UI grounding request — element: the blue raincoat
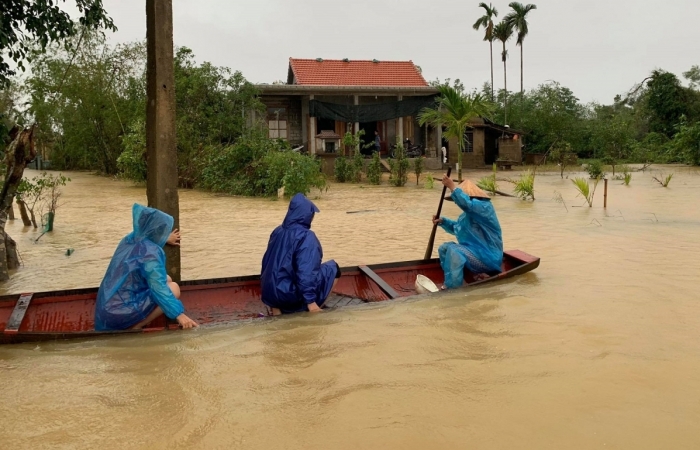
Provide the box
[438,188,503,289]
[94,204,185,331]
[261,194,338,313]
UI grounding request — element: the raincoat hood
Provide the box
[131,204,173,248]
[282,193,320,229]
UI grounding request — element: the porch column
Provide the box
[397,95,403,143]
[353,95,359,134]
[301,96,309,149]
[309,94,316,154]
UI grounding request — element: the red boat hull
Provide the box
[0,250,539,344]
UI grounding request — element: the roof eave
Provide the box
[256,84,438,95]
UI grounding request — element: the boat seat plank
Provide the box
[358,266,400,299]
[4,293,33,335]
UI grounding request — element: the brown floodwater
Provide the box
[1,166,700,449]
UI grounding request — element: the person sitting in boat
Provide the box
[432,175,503,289]
[94,204,199,331]
[261,193,340,315]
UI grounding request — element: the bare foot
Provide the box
[269,307,281,316]
[474,273,490,281]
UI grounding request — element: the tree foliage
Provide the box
[0,0,116,85]
[418,85,494,180]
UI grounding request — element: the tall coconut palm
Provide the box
[493,21,513,124]
[472,3,499,101]
[418,85,494,181]
[504,2,537,95]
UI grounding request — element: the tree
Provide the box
[507,81,586,155]
[418,85,494,181]
[26,32,146,174]
[645,70,687,138]
[0,126,36,281]
[472,3,499,101]
[0,0,116,86]
[504,2,537,95]
[683,65,700,90]
[493,21,514,124]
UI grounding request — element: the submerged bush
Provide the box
[513,170,536,201]
[199,133,326,197]
[388,141,409,187]
[585,160,605,179]
[367,152,382,185]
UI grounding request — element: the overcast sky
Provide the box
[69,0,699,104]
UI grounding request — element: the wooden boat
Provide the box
[0,250,539,344]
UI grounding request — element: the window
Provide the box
[462,131,474,153]
[267,108,287,140]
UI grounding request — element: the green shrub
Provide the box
[388,141,410,187]
[585,160,605,179]
[199,133,325,197]
[351,151,364,183]
[513,170,535,200]
[334,157,350,182]
[117,119,147,182]
[367,152,382,185]
[477,163,498,195]
[413,157,424,185]
[424,173,435,189]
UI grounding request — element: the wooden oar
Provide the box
[424,167,451,260]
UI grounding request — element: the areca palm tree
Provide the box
[504,2,537,95]
[472,3,499,101]
[418,85,494,181]
[493,21,513,124]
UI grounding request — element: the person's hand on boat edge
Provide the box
[432,215,443,226]
[177,313,199,329]
[441,174,456,191]
[167,229,181,246]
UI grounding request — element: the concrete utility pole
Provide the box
[146,0,180,281]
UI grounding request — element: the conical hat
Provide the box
[445,179,489,201]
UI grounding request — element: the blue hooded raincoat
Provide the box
[94,204,185,331]
[261,194,338,313]
[438,188,503,289]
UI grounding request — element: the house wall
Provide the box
[447,128,487,170]
[260,93,436,155]
[259,95,303,146]
[498,137,523,162]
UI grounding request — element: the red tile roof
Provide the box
[289,58,428,87]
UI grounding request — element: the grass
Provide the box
[653,173,673,187]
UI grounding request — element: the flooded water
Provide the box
[2,166,700,449]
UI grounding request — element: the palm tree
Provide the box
[493,21,513,124]
[504,2,537,95]
[418,85,494,181]
[472,3,499,101]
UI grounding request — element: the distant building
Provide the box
[255,58,523,170]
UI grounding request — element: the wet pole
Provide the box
[604,178,608,208]
[146,0,181,281]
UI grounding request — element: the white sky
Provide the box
[66,0,699,104]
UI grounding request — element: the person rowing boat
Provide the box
[432,174,504,289]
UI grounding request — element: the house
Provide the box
[445,118,524,169]
[255,58,523,172]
